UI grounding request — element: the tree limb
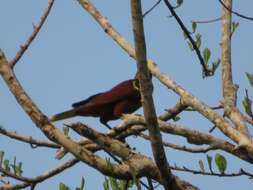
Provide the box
[220,0,250,137]
[0,126,59,149]
[130,1,175,189]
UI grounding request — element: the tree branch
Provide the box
[139,132,216,153]
[220,0,250,137]
[9,0,55,69]
[147,60,253,153]
[170,165,253,178]
[68,122,199,190]
[163,0,212,77]
[130,1,177,189]
[122,114,253,164]
[0,126,59,149]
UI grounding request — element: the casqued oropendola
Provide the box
[50,79,141,129]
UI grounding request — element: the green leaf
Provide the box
[187,41,194,51]
[59,182,71,190]
[177,0,184,7]
[76,177,85,190]
[203,48,211,65]
[11,156,17,175]
[206,155,213,172]
[198,160,205,172]
[231,22,239,37]
[192,22,197,33]
[63,126,69,136]
[109,177,120,190]
[215,153,227,174]
[119,180,128,190]
[172,116,180,122]
[106,158,113,172]
[212,59,220,73]
[183,32,188,40]
[3,159,10,172]
[195,33,202,49]
[16,162,23,176]
[242,94,253,117]
[0,151,4,166]
[246,72,253,87]
[103,178,109,190]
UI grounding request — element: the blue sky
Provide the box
[0,0,253,189]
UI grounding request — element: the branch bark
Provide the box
[221,0,250,137]
[130,1,176,189]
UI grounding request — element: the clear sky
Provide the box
[0,0,253,189]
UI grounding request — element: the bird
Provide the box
[50,79,141,129]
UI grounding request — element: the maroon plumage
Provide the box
[50,79,141,129]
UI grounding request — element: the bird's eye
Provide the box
[133,80,140,91]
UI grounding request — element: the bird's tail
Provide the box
[50,109,76,122]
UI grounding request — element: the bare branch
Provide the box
[139,133,216,153]
[77,0,136,59]
[68,122,199,190]
[159,100,187,121]
[9,0,55,69]
[221,0,250,137]
[123,114,253,164]
[191,17,222,24]
[0,126,59,149]
[143,0,162,18]
[130,1,175,189]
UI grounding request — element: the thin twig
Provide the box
[191,17,222,24]
[170,165,253,178]
[163,0,212,76]
[218,0,253,21]
[9,0,55,68]
[143,0,162,18]
[139,133,216,153]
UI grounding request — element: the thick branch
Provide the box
[77,0,136,59]
[130,1,173,189]
[221,0,250,137]
[68,122,199,190]
[123,114,253,164]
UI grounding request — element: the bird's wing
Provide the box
[72,93,103,108]
[72,80,139,108]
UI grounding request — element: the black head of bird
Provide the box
[50,79,141,129]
